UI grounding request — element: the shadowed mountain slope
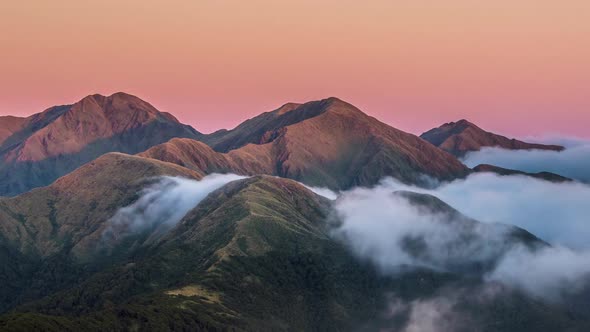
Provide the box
[421,119,564,157]
[0,93,201,196]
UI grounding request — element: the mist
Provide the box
[462,140,590,182]
[487,245,590,300]
[524,135,590,148]
[383,291,473,332]
[104,174,245,239]
[383,173,590,249]
[304,185,339,200]
[331,186,514,272]
[331,173,590,301]
[102,170,590,301]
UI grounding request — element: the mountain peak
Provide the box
[274,102,302,115]
[323,96,346,104]
[82,91,138,100]
[192,97,470,189]
[451,119,476,128]
[431,119,479,136]
[74,92,158,113]
[421,120,564,156]
[322,97,364,114]
[272,97,360,117]
[453,118,473,125]
[201,97,357,152]
[0,93,201,196]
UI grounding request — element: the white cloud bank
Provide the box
[487,245,590,300]
[331,185,515,272]
[303,185,339,200]
[462,139,590,182]
[387,173,590,249]
[331,173,590,301]
[104,174,245,239]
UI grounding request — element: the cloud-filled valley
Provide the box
[462,138,590,182]
[104,171,590,303]
[386,173,590,249]
[329,173,590,301]
[330,185,517,273]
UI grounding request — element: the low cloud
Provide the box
[487,245,590,301]
[390,294,471,332]
[462,139,590,182]
[385,173,590,249]
[402,296,464,332]
[103,174,245,240]
[524,135,589,148]
[376,284,506,332]
[304,185,339,200]
[331,173,590,301]
[331,186,515,273]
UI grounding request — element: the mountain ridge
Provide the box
[473,163,572,182]
[420,119,564,157]
[0,92,201,196]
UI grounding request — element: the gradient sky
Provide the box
[1,1,589,137]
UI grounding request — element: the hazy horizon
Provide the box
[3,91,589,141]
[2,1,589,137]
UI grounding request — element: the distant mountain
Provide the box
[0,92,201,196]
[143,98,470,189]
[420,119,564,157]
[473,164,572,182]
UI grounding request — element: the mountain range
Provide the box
[1,93,569,197]
[0,93,585,331]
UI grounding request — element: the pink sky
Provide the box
[1,1,589,137]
